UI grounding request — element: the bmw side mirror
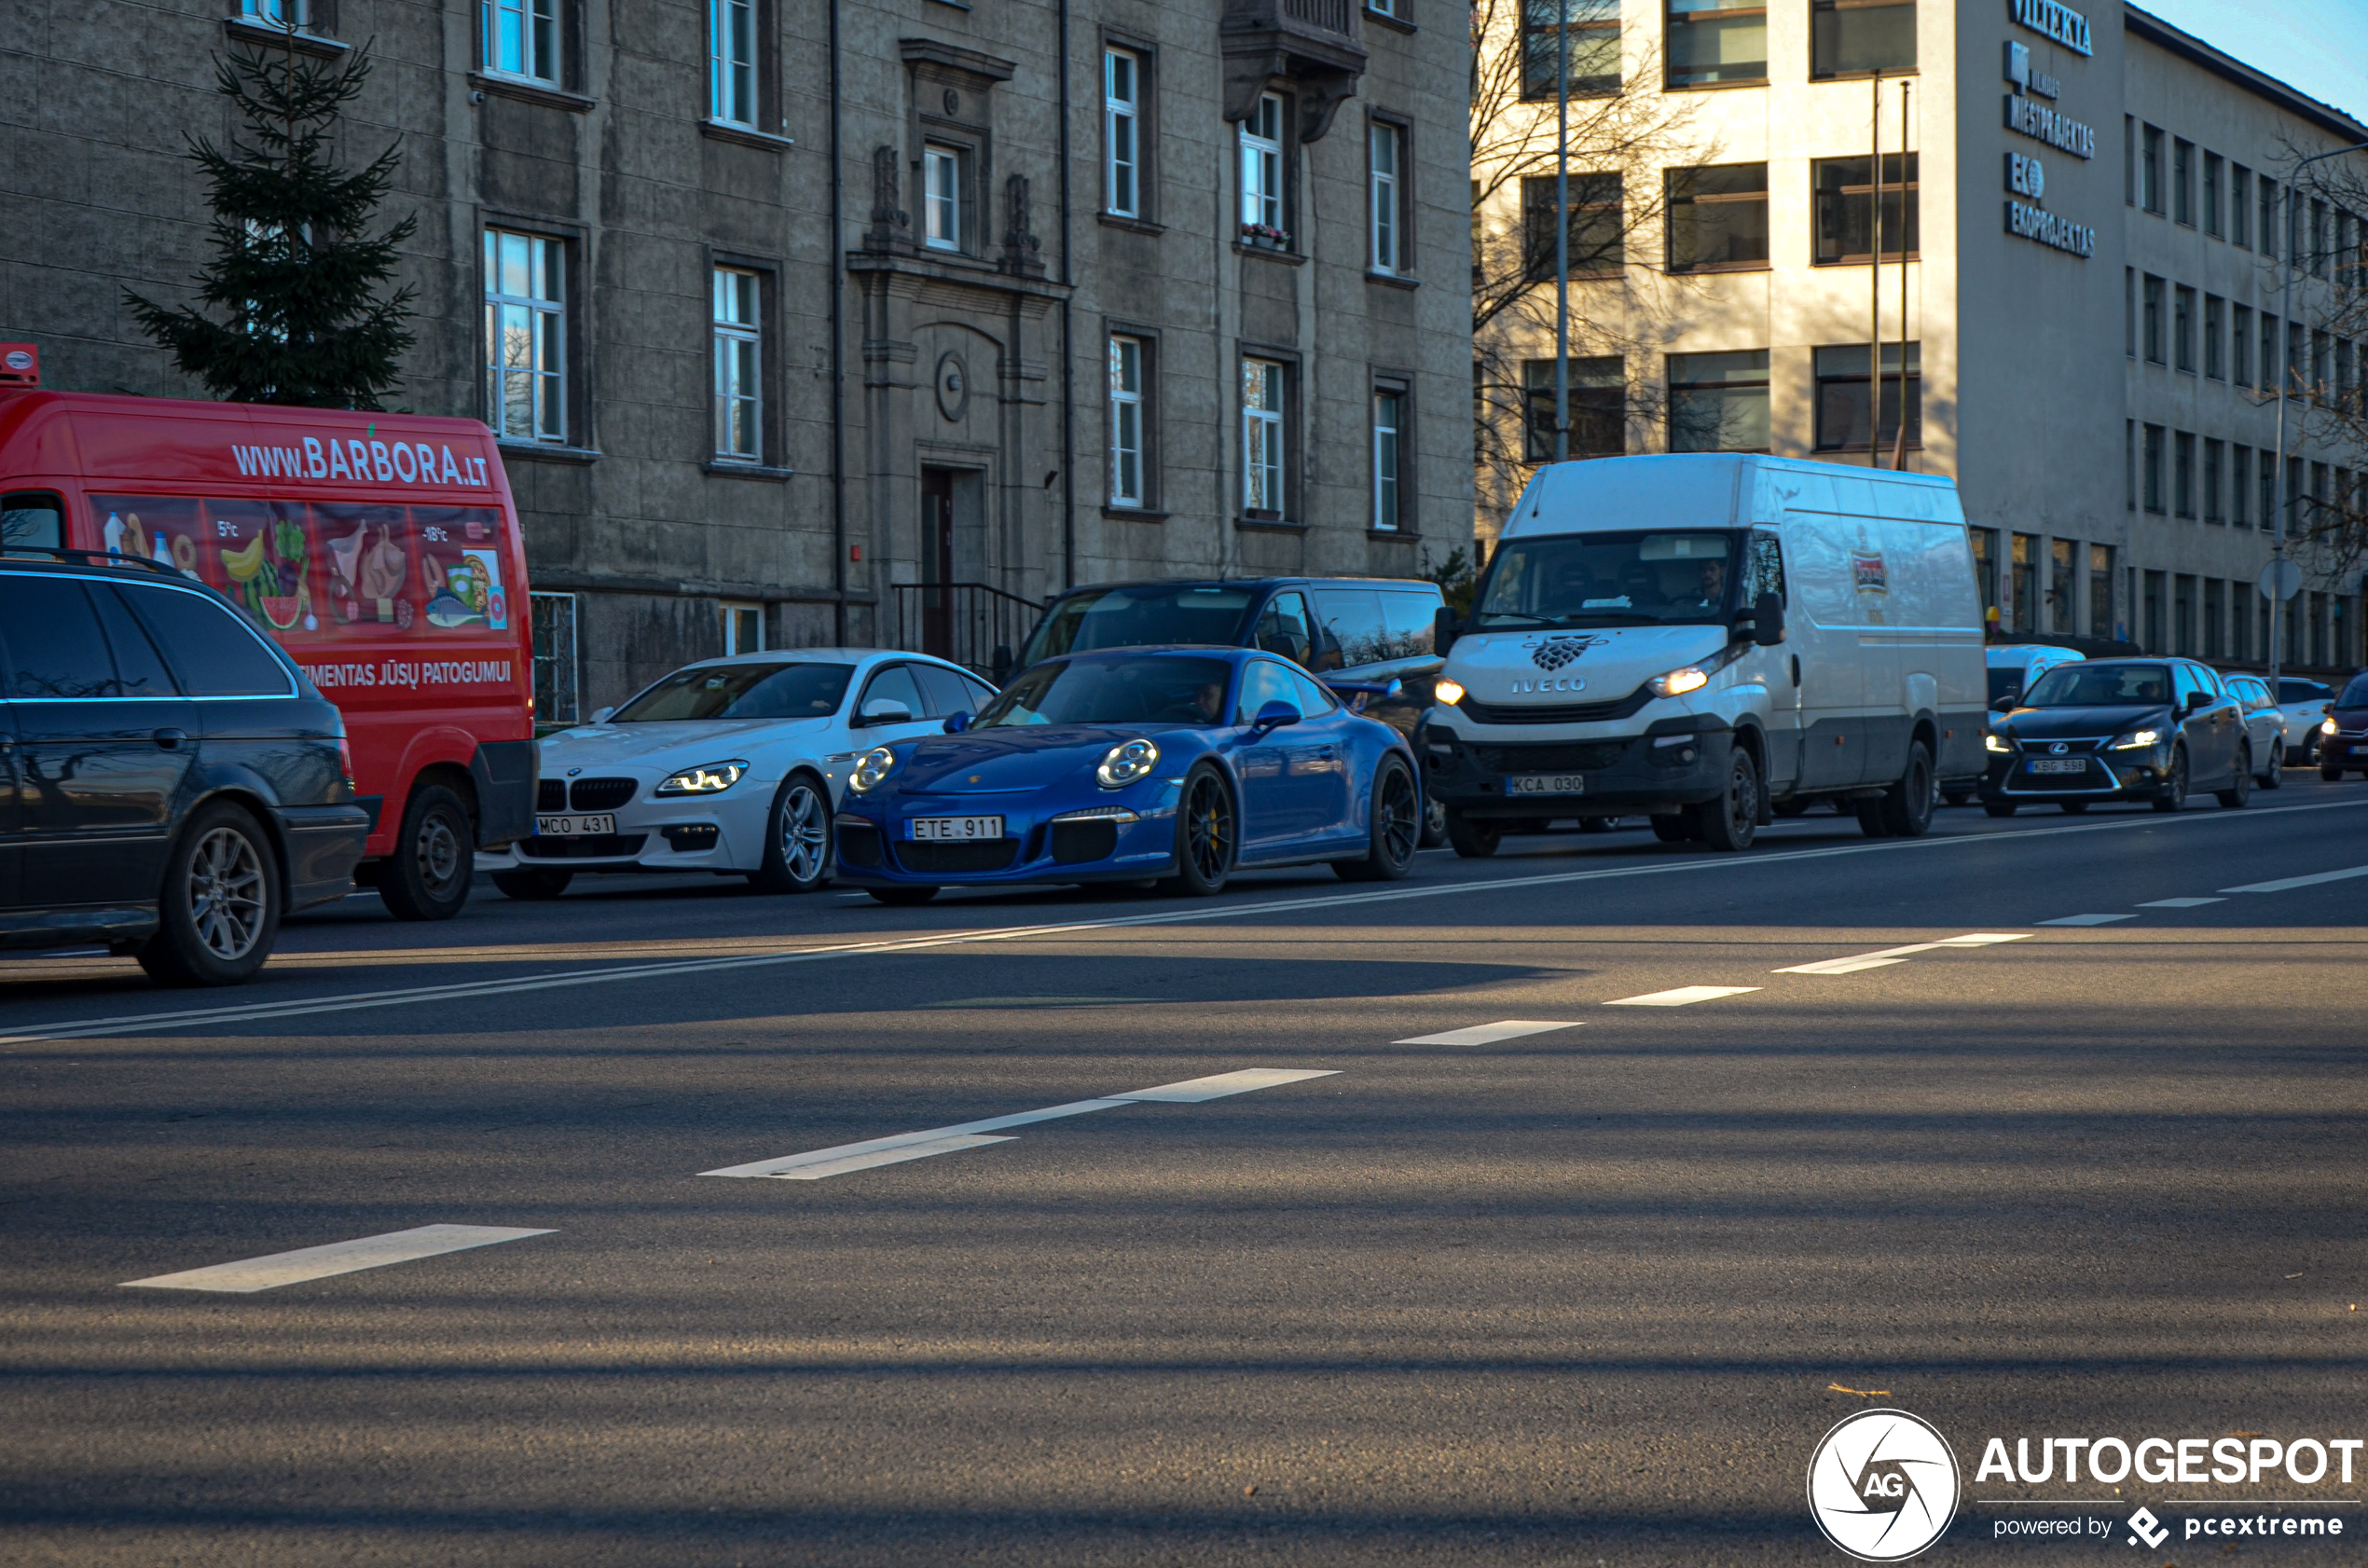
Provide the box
[590,706,614,723]
[1433,605,1461,655]
[860,699,916,726]
[1745,591,1785,646]
[943,710,972,734]
[1251,699,1301,736]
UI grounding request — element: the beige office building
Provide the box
[1475,0,2367,673]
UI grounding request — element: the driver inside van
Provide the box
[1678,558,1728,612]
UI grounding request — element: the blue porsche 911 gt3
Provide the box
[833,647,1423,903]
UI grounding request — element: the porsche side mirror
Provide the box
[942,710,972,734]
[1250,699,1301,736]
[1433,605,1462,655]
[590,706,614,723]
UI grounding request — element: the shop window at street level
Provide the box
[1667,350,1769,453]
[1665,163,1768,271]
[1665,0,1766,88]
[1810,0,1913,78]
[1811,153,1917,264]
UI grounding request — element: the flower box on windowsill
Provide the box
[1239,224,1293,249]
[1233,241,1306,266]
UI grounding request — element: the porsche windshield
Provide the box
[1473,531,1739,628]
[610,661,854,722]
[973,655,1233,728]
[1020,585,1257,663]
[2020,664,2172,708]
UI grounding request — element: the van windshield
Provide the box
[1022,585,1257,664]
[611,661,854,722]
[1472,531,1739,629]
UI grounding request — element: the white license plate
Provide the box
[2027,759,2086,775]
[1508,774,1586,796]
[910,815,1005,841]
[535,813,616,836]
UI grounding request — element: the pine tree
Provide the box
[129,34,417,408]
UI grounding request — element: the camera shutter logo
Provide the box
[1807,1409,1961,1561]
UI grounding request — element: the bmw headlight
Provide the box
[847,746,898,793]
[1985,732,2011,754]
[1096,737,1160,788]
[654,760,749,795]
[2109,728,2163,750]
[1646,664,1710,698]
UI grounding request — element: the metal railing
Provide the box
[1280,0,1353,32]
[888,580,1045,680]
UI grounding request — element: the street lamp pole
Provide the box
[1553,0,1570,462]
[2267,139,2368,691]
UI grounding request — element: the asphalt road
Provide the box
[6,777,2368,1565]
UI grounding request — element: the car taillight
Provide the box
[336,736,357,792]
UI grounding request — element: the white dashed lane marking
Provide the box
[122,1224,554,1294]
[702,1068,1339,1180]
[1604,986,1761,1007]
[1394,1020,1585,1046]
[2034,914,2140,927]
[1772,932,2031,975]
[2138,897,2226,908]
[2221,865,2368,894]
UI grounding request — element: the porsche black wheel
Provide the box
[1165,765,1234,896]
[1336,758,1418,882]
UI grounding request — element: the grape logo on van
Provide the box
[1852,552,1889,593]
[1526,634,1606,672]
[230,437,492,488]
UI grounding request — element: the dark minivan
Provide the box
[2321,672,2368,780]
[0,552,371,984]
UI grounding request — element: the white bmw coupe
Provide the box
[484,649,999,900]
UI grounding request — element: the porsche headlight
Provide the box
[654,760,749,795]
[1434,678,1467,707]
[847,746,898,793]
[2109,728,2163,750]
[1096,737,1160,788]
[1646,664,1710,698]
[1984,732,2011,754]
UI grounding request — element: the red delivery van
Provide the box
[0,388,536,919]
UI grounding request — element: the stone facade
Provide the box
[4,0,1472,713]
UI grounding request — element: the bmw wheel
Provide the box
[139,803,282,987]
[749,775,833,894]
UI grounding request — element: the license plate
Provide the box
[910,815,1004,841]
[2028,759,2086,775]
[1508,774,1586,796]
[535,813,615,836]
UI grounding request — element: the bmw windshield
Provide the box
[610,661,854,722]
[973,656,1233,728]
[1471,530,1740,629]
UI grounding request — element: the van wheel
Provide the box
[1771,797,1812,818]
[1942,788,1973,807]
[492,868,572,901]
[1697,749,1760,851]
[1419,796,1448,848]
[1649,814,1696,845]
[1982,800,2017,818]
[1445,809,1501,859]
[379,783,474,921]
[1875,742,1935,838]
[748,775,833,893]
[139,803,282,987]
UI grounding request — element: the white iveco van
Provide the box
[1424,454,1987,853]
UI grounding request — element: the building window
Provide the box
[2124,419,2135,511]
[2202,150,2222,236]
[1108,333,1147,507]
[2173,284,2196,373]
[1665,0,1766,89]
[1665,162,1768,271]
[1105,48,1141,218]
[1810,153,1918,264]
[709,0,755,125]
[2172,138,2194,226]
[2173,574,2196,655]
[2048,537,2075,633]
[2203,438,2223,522]
[530,591,578,724]
[483,0,559,83]
[2312,329,2332,402]
[1811,342,1920,453]
[2232,304,2253,387]
[241,0,312,30]
[1667,350,1769,453]
[2123,117,2136,206]
[1522,0,1622,99]
[923,144,964,252]
[2173,430,2196,517]
[721,601,764,654]
[2259,175,2278,261]
[1371,385,1406,532]
[1521,172,1626,278]
[712,266,762,463]
[2230,164,2251,246]
[2124,268,2136,358]
[1241,357,1287,516]
[2311,198,2331,278]
[1521,357,1627,461]
[2141,423,2165,513]
[484,228,566,444]
[1810,0,1913,77]
[2232,445,2252,527]
[2204,576,2225,658]
[2261,310,2279,390]
[2289,321,2306,397]
[2263,449,2280,530]
[2140,124,2163,213]
[1240,93,1287,243]
[2231,576,2251,660]
[2088,544,2113,640]
[2141,274,2164,364]
[2203,295,2223,379]
[1970,528,1998,624]
[1370,120,1405,274]
[2010,532,2035,636]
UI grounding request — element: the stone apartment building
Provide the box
[5,0,1472,714]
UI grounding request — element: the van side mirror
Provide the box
[1250,699,1301,736]
[990,644,1013,683]
[943,710,972,734]
[1744,591,1785,645]
[590,706,614,723]
[1433,604,1461,655]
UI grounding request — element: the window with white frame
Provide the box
[1109,334,1146,506]
[1371,387,1405,531]
[1370,121,1403,273]
[485,228,566,443]
[709,0,755,124]
[1242,357,1286,516]
[483,0,558,83]
[712,267,762,462]
[240,0,311,30]
[1240,94,1286,242]
[721,601,764,654]
[923,144,963,252]
[1105,48,1141,218]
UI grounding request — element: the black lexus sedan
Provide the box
[1979,657,2254,816]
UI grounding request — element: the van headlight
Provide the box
[847,746,898,793]
[1096,738,1160,788]
[1434,678,1466,707]
[1646,665,1710,698]
[654,759,749,796]
[1984,732,2011,754]
[2109,728,2163,750]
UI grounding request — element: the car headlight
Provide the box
[1984,732,2010,754]
[2109,728,2163,750]
[1434,678,1466,707]
[847,746,898,793]
[1096,737,1160,788]
[2324,717,2340,736]
[654,759,749,795]
[1646,664,1709,698]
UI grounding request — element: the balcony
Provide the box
[1219,0,1366,141]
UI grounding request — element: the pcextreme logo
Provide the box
[1809,1409,1962,1561]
